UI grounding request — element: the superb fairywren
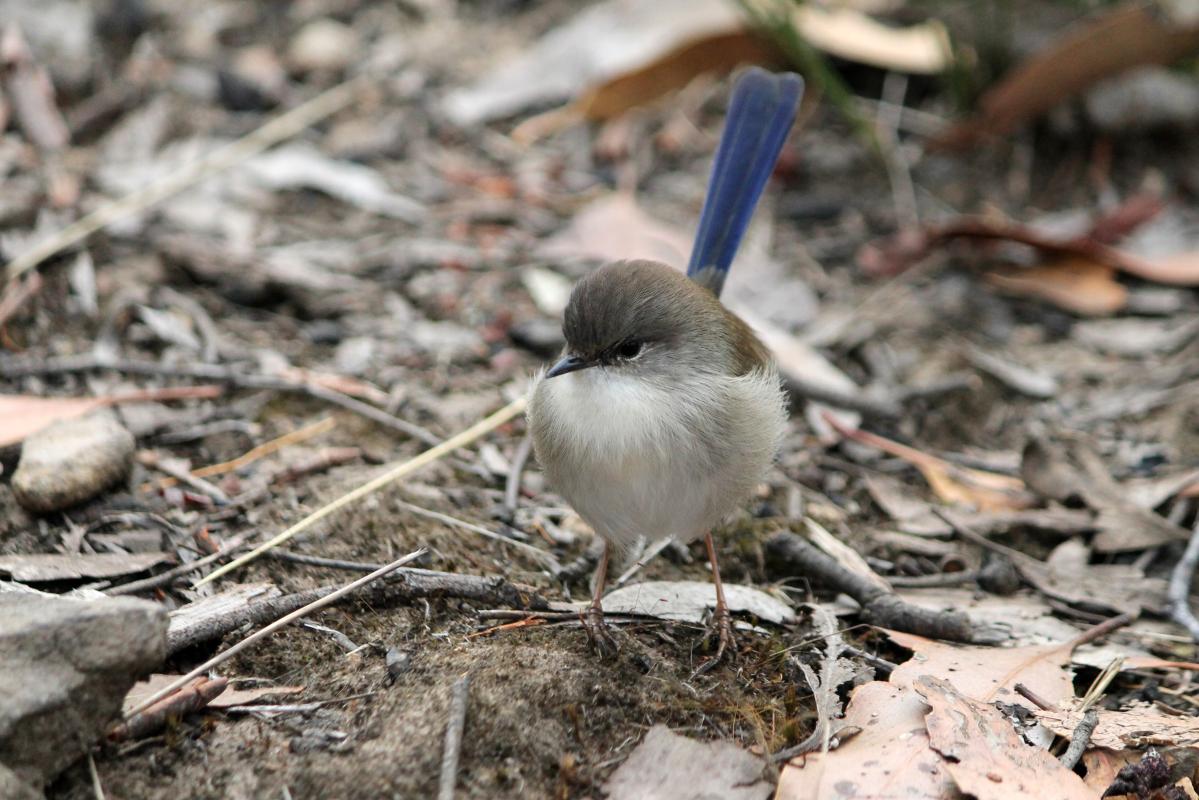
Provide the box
[528,68,803,662]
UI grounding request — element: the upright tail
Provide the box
[686,68,803,297]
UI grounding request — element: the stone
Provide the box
[11,412,135,513]
[0,594,167,789]
[287,19,359,74]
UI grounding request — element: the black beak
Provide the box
[545,354,592,378]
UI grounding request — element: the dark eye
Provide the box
[615,340,643,359]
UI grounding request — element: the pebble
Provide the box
[11,412,135,513]
[287,19,359,74]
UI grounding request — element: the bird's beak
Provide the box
[545,354,593,378]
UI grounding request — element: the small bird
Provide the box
[528,68,802,663]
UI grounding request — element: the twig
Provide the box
[396,498,560,573]
[0,271,43,338]
[1058,708,1099,770]
[1014,682,1054,711]
[503,434,533,512]
[87,751,105,800]
[128,548,425,717]
[168,562,549,653]
[146,416,336,490]
[110,677,229,742]
[877,72,918,229]
[4,74,369,282]
[438,674,471,800]
[0,354,439,445]
[104,533,250,595]
[766,531,974,642]
[195,398,527,586]
[270,550,384,572]
[1168,519,1199,640]
[137,451,230,504]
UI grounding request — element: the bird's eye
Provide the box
[615,340,643,359]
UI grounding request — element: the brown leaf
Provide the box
[572,30,779,123]
[1082,748,1142,796]
[0,24,69,151]
[1038,705,1199,750]
[887,629,1076,706]
[939,2,1199,148]
[777,681,955,799]
[916,676,1094,800]
[825,415,1032,512]
[985,258,1128,316]
[0,386,224,447]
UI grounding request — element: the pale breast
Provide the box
[527,364,786,551]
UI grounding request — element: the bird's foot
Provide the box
[693,604,736,677]
[582,604,619,658]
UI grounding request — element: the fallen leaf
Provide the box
[0,552,171,582]
[826,415,1032,512]
[886,629,1075,706]
[1,24,69,151]
[793,5,950,75]
[0,386,224,447]
[595,580,794,625]
[985,258,1128,316]
[605,725,772,800]
[940,2,1199,148]
[206,684,305,709]
[246,143,424,221]
[777,681,954,799]
[1082,748,1143,796]
[916,676,1094,800]
[1038,704,1199,750]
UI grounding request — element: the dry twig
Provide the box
[129,549,425,717]
[196,398,527,586]
[438,675,471,800]
[1168,519,1199,640]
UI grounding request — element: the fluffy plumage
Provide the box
[528,260,786,551]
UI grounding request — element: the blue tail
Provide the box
[686,68,803,296]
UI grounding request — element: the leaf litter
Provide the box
[2,1,1199,798]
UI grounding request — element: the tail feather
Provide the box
[686,68,803,297]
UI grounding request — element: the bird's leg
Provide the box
[696,531,735,674]
[583,541,618,656]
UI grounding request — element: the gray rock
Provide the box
[0,595,166,789]
[11,412,135,513]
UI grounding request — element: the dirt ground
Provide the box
[2,0,1198,798]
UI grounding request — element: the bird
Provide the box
[527,68,803,664]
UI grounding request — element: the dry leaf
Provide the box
[941,2,1199,148]
[1082,748,1143,796]
[605,725,773,800]
[1038,704,1199,750]
[777,681,954,799]
[0,552,171,582]
[793,5,950,75]
[916,676,1094,800]
[886,629,1076,706]
[594,580,794,624]
[985,258,1128,316]
[0,386,224,447]
[825,415,1032,512]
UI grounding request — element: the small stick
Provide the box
[126,548,425,717]
[397,498,559,572]
[438,674,471,800]
[137,451,230,504]
[503,434,533,512]
[87,751,105,800]
[1014,682,1054,711]
[146,416,336,491]
[1168,520,1199,640]
[195,398,526,586]
[1058,708,1099,770]
[614,536,674,587]
[104,533,249,595]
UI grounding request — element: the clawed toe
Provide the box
[583,605,619,657]
[692,605,736,677]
